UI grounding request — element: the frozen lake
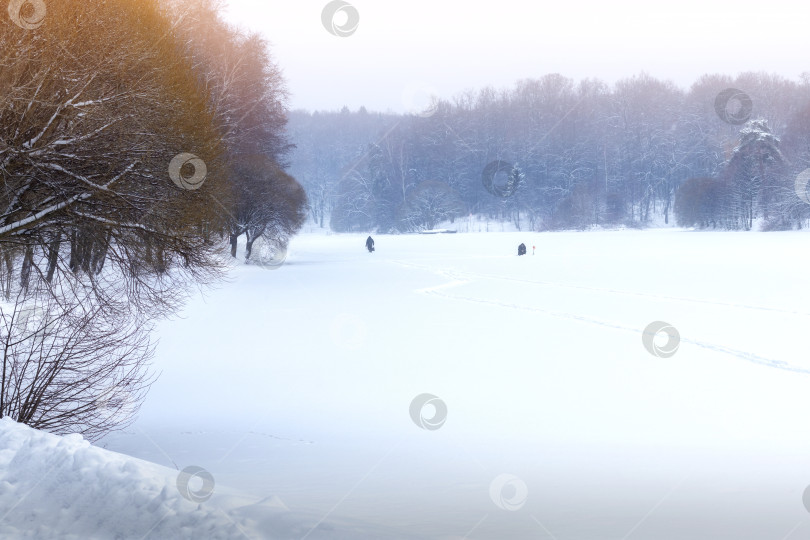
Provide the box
[100,228,810,539]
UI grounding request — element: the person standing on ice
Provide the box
[366,236,375,253]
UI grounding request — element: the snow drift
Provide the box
[0,418,415,539]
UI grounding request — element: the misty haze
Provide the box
[1,1,810,540]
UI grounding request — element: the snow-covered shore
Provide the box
[0,418,418,538]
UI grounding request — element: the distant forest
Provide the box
[287,72,810,232]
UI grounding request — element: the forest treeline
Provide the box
[288,72,810,232]
[0,0,305,438]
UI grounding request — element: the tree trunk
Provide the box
[46,238,61,283]
[20,246,34,291]
[230,234,239,258]
[90,231,111,275]
[3,251,14,300]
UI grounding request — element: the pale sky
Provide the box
[222,0,808,114]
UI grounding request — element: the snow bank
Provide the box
[0,417,245,539]
[0,418,412,539]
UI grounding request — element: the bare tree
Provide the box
[399,180,465,231]
[0,285,155,442]
[167,0,306,256]
[0,0,247,439]
[0,0,230,317]
[226,155,307,261]
[167,0,292,163]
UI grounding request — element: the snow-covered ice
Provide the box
[4,228,810,539]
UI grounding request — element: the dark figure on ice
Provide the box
[518,243,526,256]
[366,236,375,253]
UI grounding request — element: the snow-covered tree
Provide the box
[167,0,305,256]
[0,0,229,313]
[723,119,785,230]
[398,180,465,231]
